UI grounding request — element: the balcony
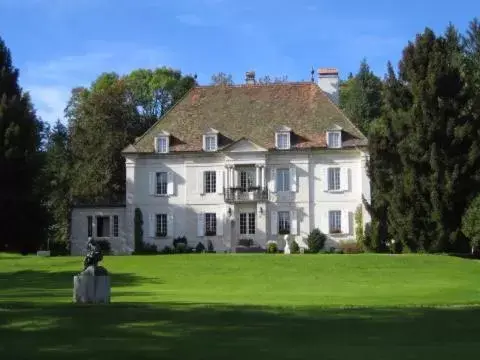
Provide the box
[224,187,268,203]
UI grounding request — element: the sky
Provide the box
[0,0,477,124]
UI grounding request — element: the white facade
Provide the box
[123,139,370,253]
[70,206,129,255]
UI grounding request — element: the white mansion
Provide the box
[70,68,371,254]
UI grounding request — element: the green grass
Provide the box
[1,253,480,359]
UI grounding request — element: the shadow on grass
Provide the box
[0,301,479,360]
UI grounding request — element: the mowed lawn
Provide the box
[1,253,480,359]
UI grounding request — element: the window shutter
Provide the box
[217,213,224,236]
[341,210,350,234]
[290,166,297,192]
[154,137,158,153]
[323,168,329,191]
[270,168,277,192]
[290,210,298,235]
[149,213,155,237]
[216,170,224,194]
[286,133,291,149]
[340,168,349,191]
[167,171,174,195]
[322,211,330,234]
[197,212,204,237]
[165,136,170,153]
[196,170,204,194]
[202,135,206,151]
[167,213,174,237]
[275,133,279,148]
[271,211,278,235]
[109,216,114,238]
[149,172,156,195]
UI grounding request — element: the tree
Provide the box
[462,194,480,252]
[306,228,327,253]
[43,120,72,245]
[124,67,196,134]
[340,59,383,134]
[257,75,289,84]
[210,72,234,86]
[67,76,139,202]
[0,36,48,252]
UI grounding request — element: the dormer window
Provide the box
[203,128,219,152]
[275,126,292,150]
[154,131,170,153]
[327,130,342,148]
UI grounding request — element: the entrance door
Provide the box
[239,169,256,191]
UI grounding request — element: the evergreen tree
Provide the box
[0,36,47,252]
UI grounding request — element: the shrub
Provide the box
[238,238,254,247]
[338,240,363,254]
[175,242,187,253]
[173,236,188,248]
[50,240,69,256]
[134,208,144,251]
[134,242,158,254]
[195,242,206,253]
[290,240,300,254]
[354,205,365,249]
[306,228,327,253]
[267,242,278,253]
[95,239,112,255]
[207,240,215,253]
[160,246,173,254]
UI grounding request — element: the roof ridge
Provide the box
[195,81,315,89]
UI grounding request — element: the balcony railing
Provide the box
[224,187,268,203]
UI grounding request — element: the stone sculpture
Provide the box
[73,237,111,304]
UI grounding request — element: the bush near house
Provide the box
[306,228,327,253]
[290,240,300,254]
[266,242,278,253]
[338,240,363,254]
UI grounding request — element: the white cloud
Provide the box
[21,42,173,124]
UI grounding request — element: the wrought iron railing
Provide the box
[224,187,268,203]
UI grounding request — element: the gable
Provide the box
[223,138,267,153]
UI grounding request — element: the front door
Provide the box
[239,211,256,246]
[239,169,256,191]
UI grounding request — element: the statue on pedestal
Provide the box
[81,237,108,276]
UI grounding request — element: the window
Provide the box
[205,213,217,236]
[240,212,256,234]
[96,216,110,237]
[328,168,340,191]
[87,216,93,237]
[156,136,169,153]
[276,168,290,192]
[156,172,168,195]
[329,211,341,233]
[204,135,217,151]
[276,132,290,150]
[156,214,167,237]
[278,211,290,234]
[113,215,119,237]
[204,171,216,193]
[327,131,341,148]
[240,170,255,191]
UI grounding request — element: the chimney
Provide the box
[245,70,256,85]
[317,68,339,105]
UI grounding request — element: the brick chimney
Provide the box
[245,71,256,85]
[317,68,339,105]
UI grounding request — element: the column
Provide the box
[226,166,230,190]
[261,166,265,189]
[256,165,260,187]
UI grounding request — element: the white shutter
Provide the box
[149,213,155,237]
[216,170,224,194]
[217,213,224,236]
[275,133,279,148]
[340,168,349,191]
[270,168,277,192]
[109,216,114,238]
[197,170,204,194]
[341,210,350,234]
[271,211,278,236]
[149,172,156,195]
[202,135,206,151]
[322,211,330,234]
[197,212,204,237]
[167,213,174,237]
[167,171,174,195]
[290,166,297,192]
[290,210,298,235]
[153,137,158,153]
[323,168,329,191]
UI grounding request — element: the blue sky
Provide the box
[0,0,476,123]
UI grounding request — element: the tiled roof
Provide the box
[126,82,367,153]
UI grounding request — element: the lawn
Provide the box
[1,253,480,359]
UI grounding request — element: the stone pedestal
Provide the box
[73,274,111,304]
